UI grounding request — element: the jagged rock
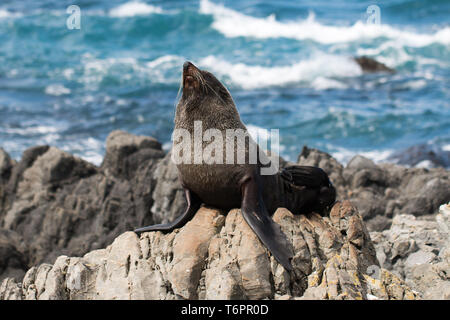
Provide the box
[388,143,450,169]
[0,229,28,281]
[150,151,185,224]
[0,135,447,298]
[0,132,165,282]
[0,201,419,300]
[0,148,15,219]
[370,211,449,299]
[354,56,395,73]
[298,148,450,231]
[0,148,14,182]
[101,130,162,179]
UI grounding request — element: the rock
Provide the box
[0,148,15,219]
[0,229,28,281]
[0,201,419,300]
[346,155,377,170]
[388,144,450,169]
[354,56,395,73]
[101,130,162,179]
[400,175,450,217]
[0,134,448,297]
[150,151,185,224]
[0,277,22,300]
[0,148,14,181]
[370,212,449,299]
[298,147,450,231]
[0,132,165,281]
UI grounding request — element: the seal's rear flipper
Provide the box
[134,188,201,233]
[241,175,293,271]
[281,165,336,216]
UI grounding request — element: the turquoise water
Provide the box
[0,0,449,165]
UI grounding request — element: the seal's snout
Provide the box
[183,61,199,90]
[183,61,193,72]
[183,61,198,75]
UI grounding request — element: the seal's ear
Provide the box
[240,174,293,271]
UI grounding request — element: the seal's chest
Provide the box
[178,163,234,187]
[177,163,242,208]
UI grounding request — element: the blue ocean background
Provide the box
[0,0,449,165]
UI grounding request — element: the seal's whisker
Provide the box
[175,73,183,108]
[205,82,227,105]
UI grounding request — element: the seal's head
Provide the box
[180,61,234,110]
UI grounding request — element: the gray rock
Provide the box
[388,143,450,169]
[347,155,377,170]
[354,56,395,73]
[0,202,419,300]
[298,146,450,231]
[0,148,14,181]
[0,229,28,281]
[150,151,185,224]
[370,213,449,299]
[0,132,165,282]
[101,130,162,179]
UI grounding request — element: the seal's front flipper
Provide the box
[134,188,201,234]
[240,175,293,271]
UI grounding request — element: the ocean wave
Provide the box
[198,54,362,89]
[356,41,449,68]
[78,53,363,90]
[199,0,450,46]
[80,54,184,87]
[45,84,71,96]
[109,1,164,17]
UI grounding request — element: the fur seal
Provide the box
[135,62,336,271]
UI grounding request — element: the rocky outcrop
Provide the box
[0,131,165,282]
[388,143,450,169]
[354,56,395,73]
[0,229,28,281]
[298,146,450,231]
[0,201,419,300]
[150,151,185,225]
[0,133,448,299]
[370,203,450,299]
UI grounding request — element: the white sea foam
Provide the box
[2,125,59,135]
[146,55,184,69]
[45,84,71,96]
[109,1,163,17]
[198,54,362,89]
[61,137,104,166]
[414,160,433,169]
[0,9,21,18]
[200,0,450,46]
[330,146,393,166]
[311,77,347,90]
[80,55,185,88]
